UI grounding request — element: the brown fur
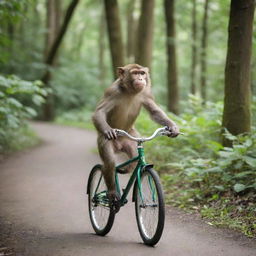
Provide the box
[92,64,178,197]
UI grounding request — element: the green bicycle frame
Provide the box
[115,144,146,206]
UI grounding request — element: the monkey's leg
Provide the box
[120,139,138,173]
[97,136,117,199]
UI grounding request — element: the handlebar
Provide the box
[115,127,182,143]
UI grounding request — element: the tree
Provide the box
[135,0,155,70]
[164,0,179,114]
[99,4,106,84]
[104,0,125,79]
[42,0,80,121]
[126,0,136,63]
[222,0,255,145]
[45,0,61,58]
[190,0,197,94]
[200,0,209,102]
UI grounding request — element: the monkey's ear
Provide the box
[117,67,125,78]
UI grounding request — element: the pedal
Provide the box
[111,200,121,213]
[121,189,128,205]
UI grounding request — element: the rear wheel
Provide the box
[87,164,115,236]
[135,167,165,246]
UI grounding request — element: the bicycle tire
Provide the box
[134,167,165,246]
[87,164,115,236]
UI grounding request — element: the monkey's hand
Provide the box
[166,124,180,138]
[104,128,117,140]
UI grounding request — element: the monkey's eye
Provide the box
[140,71,145,75]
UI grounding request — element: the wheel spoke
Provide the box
[88,166,115,235]
[135,168,165,246]
[137,172,159,239]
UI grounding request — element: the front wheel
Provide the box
[87,164,115,236]
[134,167,165,246]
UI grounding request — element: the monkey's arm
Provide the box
[92,86,116,133]
[92,96,117,140]
[92,105,110,133]
[143,96,177,128]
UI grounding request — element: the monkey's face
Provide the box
[129,68,147,93]
[118,65,150,94]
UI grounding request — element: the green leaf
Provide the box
[203,167,223,173]
[207,140,223,153]
[234,171,254,178]
[7,97,22,108]
[32,95,45,106]
[25,107,37,117]
[244,139,253,148]
[7,114,19,128]
[223,130,237,141]
[0,75,9,87]
[243,156,256,168]
[214,185,225,191]
[219,150,233,158]
[185,167,201,176]
[233,183,246,193]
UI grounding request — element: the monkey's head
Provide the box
[117,64,150,94]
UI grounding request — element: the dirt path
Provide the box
[0,122,255,256]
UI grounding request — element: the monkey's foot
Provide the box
[107,191,121,213]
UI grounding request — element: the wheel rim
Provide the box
[137,172,159,239]
[89,169,111,231]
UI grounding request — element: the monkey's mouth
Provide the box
[133,82,145,92]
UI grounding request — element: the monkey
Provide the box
[92,64,179,201]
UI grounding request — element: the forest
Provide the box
[0,0,256,238]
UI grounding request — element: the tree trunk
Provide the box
[42,0,80,121]
[7,23,14,73]
[45,0,61,58]
[190,0,197,95]
[200,0,209,102]
[135,0,155,70]
[222,0,255,146]
[99,5,106,84]
[164,0,179,115]
[104,0,125,79]
[126,0,136,63]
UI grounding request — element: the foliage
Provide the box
[0,0,25,23]
[55,107,94,130]
[135,95,256,237]
[52,60,106,114]
[0,74,47,153]
[137,95,223,163]
[0,0,233,111]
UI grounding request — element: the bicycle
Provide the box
[87,126,177,246]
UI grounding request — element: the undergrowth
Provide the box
[0,75,46,155]
[55,108,94,130]
[137,95,256,238]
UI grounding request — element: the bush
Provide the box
[51,60,110,114]
[0,74,47,153]
[135,95,256,237]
